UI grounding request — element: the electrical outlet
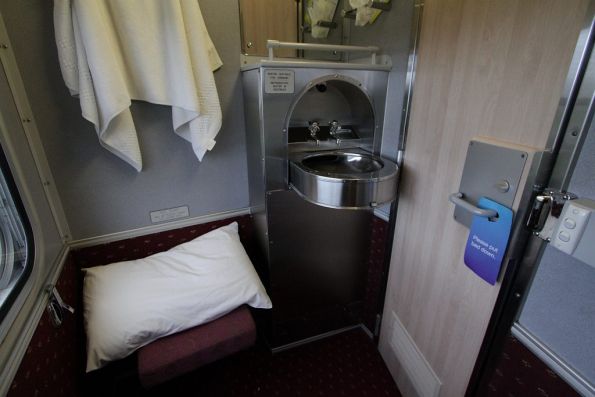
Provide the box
[551,199,595,268]
[150,206,189,223]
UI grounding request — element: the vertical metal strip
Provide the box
[545,0,595,153]
[397,0,424,161]
[548,51,595,190]
[375,0,425,343]
[0,12,71,242]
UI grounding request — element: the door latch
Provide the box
[527,189,577,241]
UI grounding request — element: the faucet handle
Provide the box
[329,120,341,144]
[329,120,340,133]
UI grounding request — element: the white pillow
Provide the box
[82,222,272,372]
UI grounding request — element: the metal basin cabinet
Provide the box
[241,61,394,348]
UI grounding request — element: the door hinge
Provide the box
[527,189,577,241]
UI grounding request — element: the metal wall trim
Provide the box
[397,0,424,156]
[545,0,595,153]
[68,207,252,249]
[548,40,595,189]
[271,324,365,354]
[0,11,71,242]
[512,324,595,397]
[374,0,425,344]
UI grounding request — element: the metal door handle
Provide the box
[449,192,498,218]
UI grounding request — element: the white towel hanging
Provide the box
[54,0,223,171]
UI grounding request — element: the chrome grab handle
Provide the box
[449,192,498,218]
[266,40,379,63]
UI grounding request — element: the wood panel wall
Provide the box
[378,1,589,396]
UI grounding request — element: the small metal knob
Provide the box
[247,41,253,49]
[495,179,510,193]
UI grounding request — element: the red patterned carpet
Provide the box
[9,215,398,397]
[480,335,579,397]
[141,328,401,397]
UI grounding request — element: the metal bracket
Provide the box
[342,9,356,19]
[342,1,392,19]
[302,20,339,33]
[316,21,338,29]
[370,1,392,11]
[527,188,578,241]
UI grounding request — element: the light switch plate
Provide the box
[150,206,189,223]
[551,198,595,268]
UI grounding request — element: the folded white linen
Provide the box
[54,0,223,171]
[349,0,388,27]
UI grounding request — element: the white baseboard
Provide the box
[68,207,252,249]
[374,207,391,221]
[388,311,441,397]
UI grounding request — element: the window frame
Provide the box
[0,143,34,322]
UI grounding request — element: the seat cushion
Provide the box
[83,222,271,372]
[137,305,256,388]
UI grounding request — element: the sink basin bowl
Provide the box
[301,152,383,174]
[289,150,399,209]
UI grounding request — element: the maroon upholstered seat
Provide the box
[137,305,256,388]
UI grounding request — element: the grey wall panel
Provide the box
[568,118,595,199]
[517,117,595,385]
[348,0,414,161]
[0,0,249,239]
[519,246,595,383]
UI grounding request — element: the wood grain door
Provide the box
[239,0,298,57]
[378,1,590,396]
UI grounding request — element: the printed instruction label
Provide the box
[265,69,294,94]
[150,206,189,223]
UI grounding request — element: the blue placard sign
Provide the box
[464,197,513,285]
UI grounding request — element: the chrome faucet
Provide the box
[308,121,320,145]
[329,120,341,144]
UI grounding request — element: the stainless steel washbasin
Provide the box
[289,150,399,209]
[301,152,384,174]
